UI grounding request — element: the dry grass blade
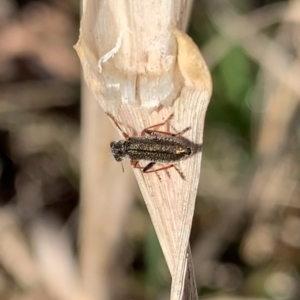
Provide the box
[75,1,212,300]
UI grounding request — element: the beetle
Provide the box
[108,113,201,179]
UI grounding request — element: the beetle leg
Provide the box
[172,164,185,179]
[143,126,191,137]
[131,160,142,168]
[143,129,176,137]
[106,112,129,139]
[173,126,191,137]
[142,162,156,172]
[141,113,174,136]
[142,164,185,180]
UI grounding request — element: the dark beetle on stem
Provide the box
[108,113,202,179]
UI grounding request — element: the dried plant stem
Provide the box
[75,1,212,300]
[79,85,135,300]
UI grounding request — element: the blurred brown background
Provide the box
[0,0,299,299]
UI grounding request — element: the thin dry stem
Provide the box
[207,0,300,98]
[201,2,287,68]
[79,86,135,300]
[0,209,39,289]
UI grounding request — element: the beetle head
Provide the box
[110,140,127,162]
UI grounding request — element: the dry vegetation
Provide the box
[0,0,299,300]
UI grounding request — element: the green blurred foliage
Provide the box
[145,226,169,292]
[207,46,256,147]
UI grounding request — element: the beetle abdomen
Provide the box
[124,136,192,162]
